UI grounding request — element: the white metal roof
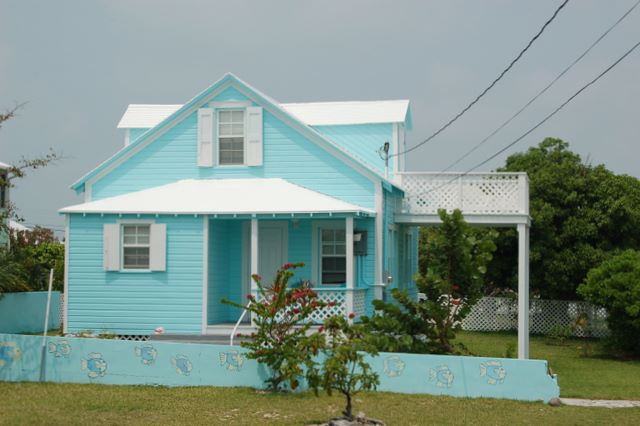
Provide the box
[117,104,182,128]
[0,161,10,169]
[281,100,410,126]
[9,220,31,232]
[59,178,375,216]
[117,100,410,129]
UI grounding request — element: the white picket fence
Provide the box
[461,296,609,338]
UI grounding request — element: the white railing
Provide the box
[254,288,368,325]
[397,172,529,217]
[311,288,367,323]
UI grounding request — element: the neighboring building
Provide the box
[0,161,10,248]
[60,74,531,355]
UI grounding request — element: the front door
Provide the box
[241,221,288,323]
[258,222,288,285]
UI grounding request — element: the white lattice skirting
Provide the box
[461,296,609,338]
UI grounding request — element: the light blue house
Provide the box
[60,73,533,358]
[61,73,417,338]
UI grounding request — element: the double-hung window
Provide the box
[218,110,245,165]
[321,229,346,285]
[122,224,151,270]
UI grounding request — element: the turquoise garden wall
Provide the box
[0,292,60,334]
[0,333,559,402]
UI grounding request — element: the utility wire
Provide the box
[390,0,570,159]
[439,0,640,173]
[413,38,640,198]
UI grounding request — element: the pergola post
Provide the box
[517,223,530,359]
[250,218,259,324]
[345,216,355,321]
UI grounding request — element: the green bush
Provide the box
[577,249,640,354]
[361,209,496,354]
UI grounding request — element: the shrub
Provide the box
[361,209,496,354]
[313,315,379,421]
[222,262,326,391]
[577,250,640,354]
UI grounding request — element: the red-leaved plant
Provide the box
[223,262,327,391]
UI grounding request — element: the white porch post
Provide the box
[345,216,354,321]
[517,223,530,359]
[250,218,259,324]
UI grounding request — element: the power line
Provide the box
[413,38,640,198]
[390,0,570,159]
[440,0,640,173]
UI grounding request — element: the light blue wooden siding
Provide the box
[208,219,243,323]
[314,124,393,176]
[287,220,312,281]
[66,214,203,335]
[382,187,401,300]
[129,128,148,143]
[354,217,376,316]
[91,94,375,210]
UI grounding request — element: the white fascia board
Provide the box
[231,84,386,188]
[83,81,234,197]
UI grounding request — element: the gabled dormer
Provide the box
[117,98,412,179]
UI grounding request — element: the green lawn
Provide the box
[1,383,640,426]
[2,331,639,425]
[457,331,640,400]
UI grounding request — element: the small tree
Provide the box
[222,262,327,391]
[578,250,640,355]
[362,209,496,353]
[315,314,379,421]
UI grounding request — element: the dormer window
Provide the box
[218,110,245,165]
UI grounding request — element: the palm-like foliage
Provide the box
[0,249,30,297]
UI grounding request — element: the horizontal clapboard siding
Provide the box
[91,88,375,210]
[314,123,393,176]
[67,214,203,335]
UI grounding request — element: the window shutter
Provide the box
[197,108,214,167]
[149,223,167,271]
[103,224,121,271]
[245,106,263,166]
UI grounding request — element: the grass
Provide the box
[1,382,640,426]
[457,331,640,400]
[2,331,639,425]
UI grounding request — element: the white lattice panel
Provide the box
[352,289,366,319]
[59,293,65,328]
[310,290,347,323]
[398,173,527,216]
[461,296,609,338]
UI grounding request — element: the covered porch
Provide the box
[204,215,373,331]
[197,177,378,333]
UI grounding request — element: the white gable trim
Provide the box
[231,83,384,185]
[83,79,395,202]
[83,81,236,200]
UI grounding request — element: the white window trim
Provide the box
[217,108,246,166]
[312,220,347,287]
[117,219,155,272]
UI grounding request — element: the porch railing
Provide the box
[252,288,368,324]
[311,288,367,323]
[397,172,529,217]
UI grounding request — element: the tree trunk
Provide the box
[343,393,353,420]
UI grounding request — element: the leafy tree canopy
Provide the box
[486,138,640,300]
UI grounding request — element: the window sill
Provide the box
[117,269,154,273]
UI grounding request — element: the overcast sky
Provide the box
[1,0,639,234]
